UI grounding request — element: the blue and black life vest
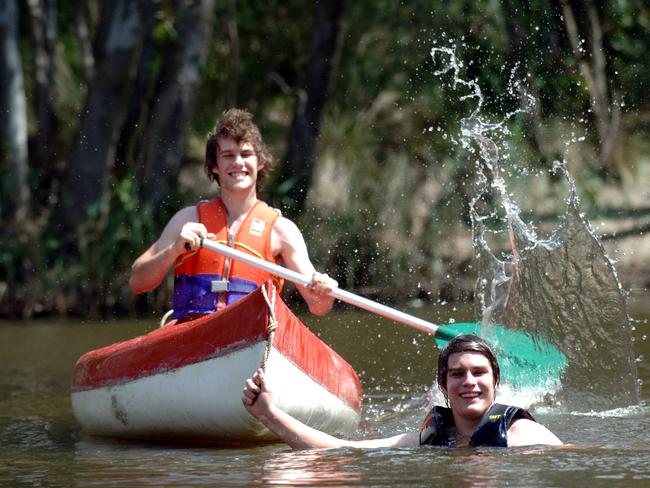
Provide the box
[419,403,535,447]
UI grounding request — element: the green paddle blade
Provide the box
[434,322,568,390]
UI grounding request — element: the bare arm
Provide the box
[272,217,337,316]
[129,206,215,294]
[242,368,420,450]
[507,418,563,447]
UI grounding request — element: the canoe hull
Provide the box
[71,283,362,443]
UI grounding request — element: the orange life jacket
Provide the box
[171,198,284,319]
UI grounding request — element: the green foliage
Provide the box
[0,173,166,317]
[73,174,165,317]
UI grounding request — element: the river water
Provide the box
[1,291,648,487]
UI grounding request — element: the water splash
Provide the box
[431,45,640,411]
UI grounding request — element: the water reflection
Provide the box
[260,449,363,486]
[72,436,263,486]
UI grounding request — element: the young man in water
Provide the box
[129,108,337,320]
[242,334,563,448]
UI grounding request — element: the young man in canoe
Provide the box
[129,108,337,321]
[242,334,564,448]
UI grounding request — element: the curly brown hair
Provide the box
[205,108,275,191]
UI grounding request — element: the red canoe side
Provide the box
[269,290,363,412]
[71,282,362,413]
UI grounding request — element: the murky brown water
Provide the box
[1,293,648,487]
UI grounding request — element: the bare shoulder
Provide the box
[155,205,199,245]
[271,216,306,254]
[507,418,563,447]
[162,205,198,231]
[272,216,301,238]
[168,205,199,225]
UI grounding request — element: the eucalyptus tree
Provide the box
[0,0,29,222]
[280,0,348,215]
[58,0,151,235]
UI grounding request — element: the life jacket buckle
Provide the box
[211,280,229,293]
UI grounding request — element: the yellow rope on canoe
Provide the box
[260,284,279,371]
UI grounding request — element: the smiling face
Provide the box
[204,109,275,191]
[441,351,497,422]
[213,136,261,194]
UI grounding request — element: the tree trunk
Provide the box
[500,0,528,65]
[498,0,563,166]
[73,0,95,82]
[26,0,59,208]
[0,0,30,222]
[58,0,148,234]
[114,0,159,181]
[225,0,240,107]
[138,0,216,208]
[561,0,619,167]
[280,0,347,215]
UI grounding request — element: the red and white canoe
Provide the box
[71,282,362,443]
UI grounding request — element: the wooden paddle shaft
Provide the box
[199,239,440,335]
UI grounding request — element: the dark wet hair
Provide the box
[436,334,500,391]
[205,108,275,191]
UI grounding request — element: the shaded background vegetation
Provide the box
[1,0,648,319]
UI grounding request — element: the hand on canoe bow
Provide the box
[242,368,274,419]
